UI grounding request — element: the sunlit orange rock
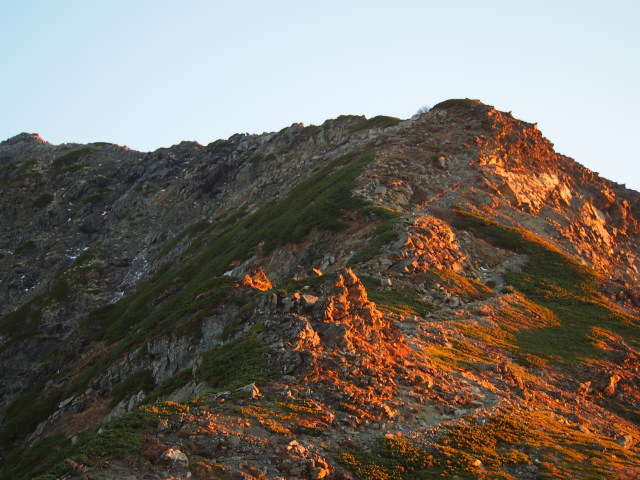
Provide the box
[238,268,273,291]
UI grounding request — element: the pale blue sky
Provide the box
[1,1,639,191]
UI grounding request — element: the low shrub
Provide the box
[110,370,156,407]
[348,116,401,133]
[198,335,269,391]
[32,193,53,209]
[347,206,399,267]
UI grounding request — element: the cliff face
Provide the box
[1,100,639,479]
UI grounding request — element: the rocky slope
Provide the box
[1,99,639,479]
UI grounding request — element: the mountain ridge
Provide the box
[1,99,639,479]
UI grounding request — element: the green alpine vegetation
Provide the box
[454,209,640,364]
[347,206,400,267]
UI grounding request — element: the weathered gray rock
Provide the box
[159,447,189,468]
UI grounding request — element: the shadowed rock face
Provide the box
[1,101,640,479]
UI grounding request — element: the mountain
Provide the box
[1,99,639,479]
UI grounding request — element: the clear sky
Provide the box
[1,1,639,191]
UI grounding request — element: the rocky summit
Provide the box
[1,99,639,479]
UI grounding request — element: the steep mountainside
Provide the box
[1,99,639,479]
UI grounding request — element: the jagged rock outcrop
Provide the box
[238,268,274,291]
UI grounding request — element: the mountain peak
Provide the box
[1,102,639,479]
[1,132,50,146]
